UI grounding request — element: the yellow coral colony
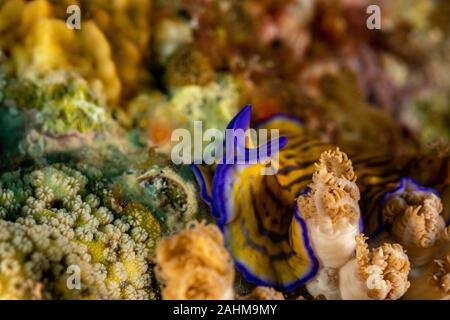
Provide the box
[339,235,410,300]
[78,0,152,99]
[383,181,449,267]
[155,222,234,300]
[0,0,152,104]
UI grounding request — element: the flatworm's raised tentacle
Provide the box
[226,104,252,152]
[226,104,252,132]
[191,105,252,208]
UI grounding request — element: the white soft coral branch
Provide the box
[299,148,361,269]
[300,148,362,299]
[339,235,410,300]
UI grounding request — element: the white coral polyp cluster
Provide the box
[155,221,234,300]
[298,148,361,269]
[383,180,448,266]
[339,235,410,300]
[300,149,412,300]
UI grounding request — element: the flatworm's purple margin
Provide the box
[211,163,235,228]
[370,177,440,238]
[233,206,318,292]
[190,164,213,207]
[359,215,364,233]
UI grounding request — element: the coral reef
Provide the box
[112,166,200,233]
[0,0,448,301]
[5,73,106,135]
[0,219,98,299]
[0,70,121,167]
[299,148,361,299]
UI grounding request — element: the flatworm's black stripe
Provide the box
[278,165,306,175]
[250,185,288,243]
[284,153,297,160]
[262,177,284,208]
[280,136,311,147]
[274,173,313,191]
[297,142,329,153]
[241,217,296,262]
[287,138,325,150]
[356,170,401,184]
[269,249,296,261]
[241,219,269,255]
[354,159,391,168]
